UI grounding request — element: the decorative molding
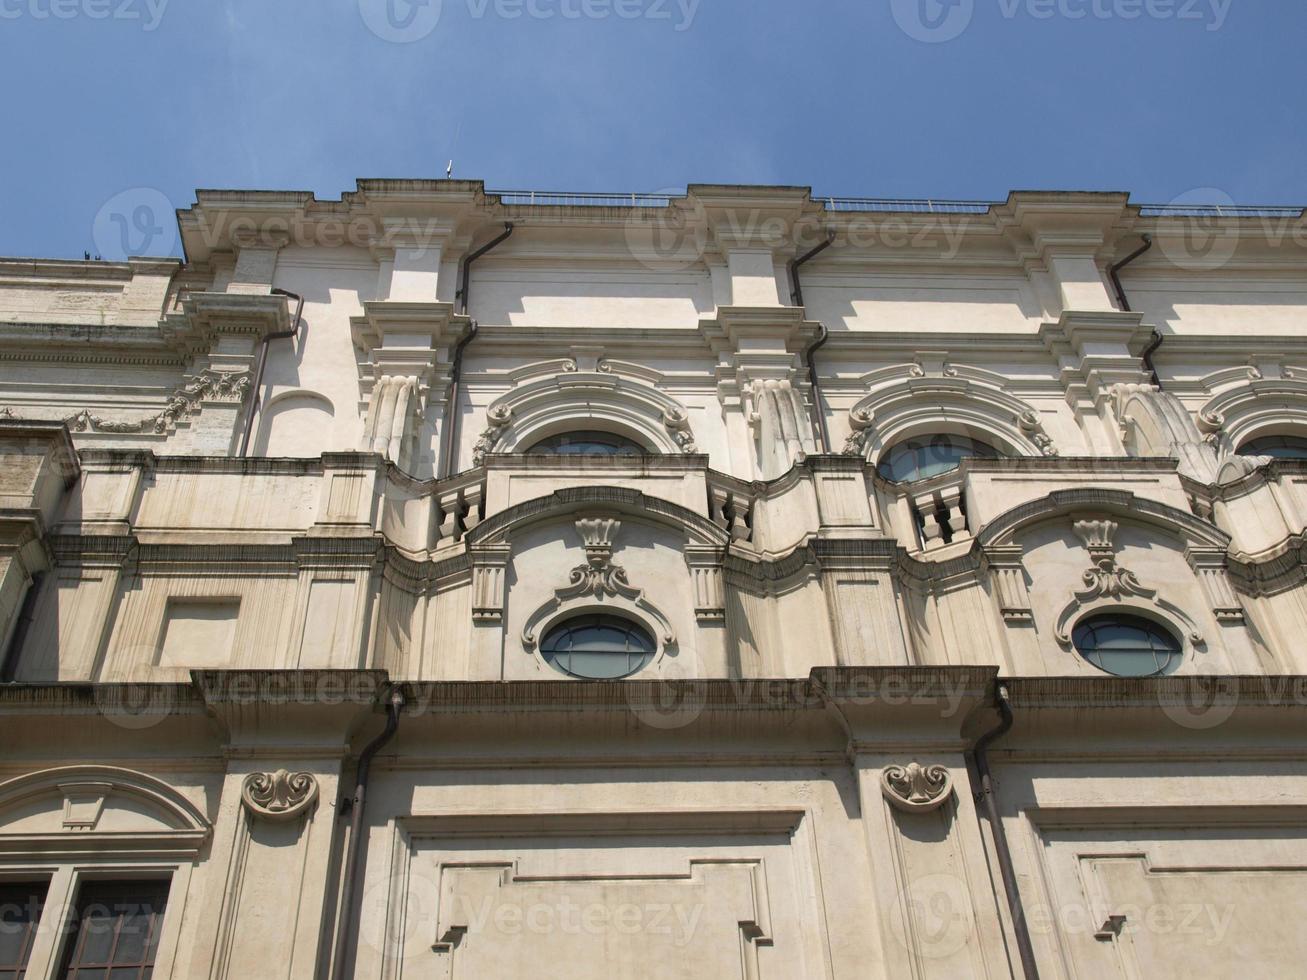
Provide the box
[984,545,1033,624]
[472,404,513,465]
[240,770,319,822]
[1055,519,1206,648]
[1198,377,1307,456]
[1187,547,1247,624]
[1,370,250,436]
[521,517,676,656]
[1073,518,1118,559]
[471,371,697,459]
[841,371,1058,462]
[881,763,954,813]
[662,406,698,453]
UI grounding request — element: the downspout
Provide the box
[438,223,514,478]
[330,688,405,980]
[971,683,1041,980]
[1108,234,1163,388]
[790,230,836,453]
[237,287,305,457]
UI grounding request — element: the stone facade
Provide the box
[1,183,1307,977]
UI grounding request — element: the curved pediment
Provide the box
[843,372,1058,462]
[976,488,1231,552]
[468,485,730,549]
[0,765,210,856]
[472,371,698,463]
[1200,378,1307,453]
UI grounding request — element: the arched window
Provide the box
[539,614,656,680]
[1237,435,1307,460]
[526,430,648,457]
[877,435,1001,483]
[1072,613,1182,678]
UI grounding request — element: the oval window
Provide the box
[539,614,657,680]
[526,430,647,457]
[1072,613,1182,678]
[877,435,1000,483]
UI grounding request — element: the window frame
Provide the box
[3,864,188,980]
[53,876,173,979]
[875,433,1003,484]
[1071,611,1185,678]
[524,429,652,457]
[0,768,209,980]
[539,613,659,680]
[1236,433,1307,460]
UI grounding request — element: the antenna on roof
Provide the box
[446,160,454,179]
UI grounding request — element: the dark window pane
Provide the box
[1073,614,1182,678]
[540,615,656,680]
[59,880,170,979]
[1238,435,1307,460]
[0,882,48,977]
[525,430,648,457]
[878,436,1000,483]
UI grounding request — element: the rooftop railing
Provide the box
[488,189,1303,219]
[1137,204,1304,218]
[819,197,996,214]
[493,190,674,208]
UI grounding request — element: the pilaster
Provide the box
[1039,310,1154,455]
[351,301,471,476]
[700,306,822,479]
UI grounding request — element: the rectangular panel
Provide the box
[1034,819,1307,980]
[157,598,239,668]
[375,812,830,980]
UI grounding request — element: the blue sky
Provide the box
[0,0,1302,259]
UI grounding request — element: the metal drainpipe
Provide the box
[1107,234,1163,388]
[790,230,836,453]
[330,688,405,980]
[439,223,515,478]
[971,683,1041,980]
[237,287,305,458]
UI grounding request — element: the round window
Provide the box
[877,435,1001,483]
[1237,435,1307,460]
[526,431,647,457]
[1072,613,1182,677]
[539,614,657,680]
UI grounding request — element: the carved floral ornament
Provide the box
[0,370,251,436]
[1054,518,1205,648]
[881,763,954,813]
[241,770,319,822]
[521,516,676,654]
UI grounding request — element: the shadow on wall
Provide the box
[254,391,336,457]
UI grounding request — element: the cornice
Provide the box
[1004,675,1307,710]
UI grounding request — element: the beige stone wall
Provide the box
[1,183,1306,978]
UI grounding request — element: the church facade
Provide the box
[1,182,1306,978]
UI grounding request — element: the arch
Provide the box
[471,371,698,464]
[0,765,211,851]
[255,390,335,458]
[843,376,1057,466]
[468,486,730,549]
[976,488,1230,552]
[1199,379,1307,457]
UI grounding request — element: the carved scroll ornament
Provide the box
[881,763,954,813]
[241,770,319,822]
